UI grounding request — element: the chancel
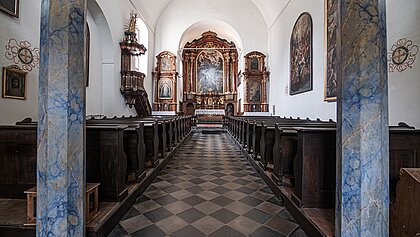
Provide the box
[0,0,419,237]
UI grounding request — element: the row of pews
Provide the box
[0,115,192,236]
[226,116,420,237]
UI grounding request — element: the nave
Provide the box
[108,132,306,237]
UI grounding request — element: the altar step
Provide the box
[193,123,225,134]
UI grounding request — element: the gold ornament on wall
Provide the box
[5,38,40,71]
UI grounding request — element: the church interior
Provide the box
[0,0,419,236]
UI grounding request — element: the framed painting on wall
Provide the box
[2,65,27,99]
[0,0,19,18]
[290,12,313,95]
[324,0,338,101]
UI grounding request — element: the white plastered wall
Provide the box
[0,0,40,124]
[387,0,420,127]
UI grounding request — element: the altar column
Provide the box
[336,0,389,236]
[37,0,86,236]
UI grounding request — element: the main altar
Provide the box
[181,31,238,116]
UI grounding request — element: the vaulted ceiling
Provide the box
[131,0,290,31]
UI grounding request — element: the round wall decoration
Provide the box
[4,38,40,71]
[388,38,418,73]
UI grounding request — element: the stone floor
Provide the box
[108,132,307,237]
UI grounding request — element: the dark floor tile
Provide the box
[233,179,251,185]
[243,208,272,224]
[131,224,166,237]
[236,186,256,195]
[153,194,178,206]
[239,196,264,206]
[265,216,299,235]
[250,226,285,237]
[185,186,204,194]
[144,207,173,223]
[277,209,296,222]
[135,194,150,204]
[182,195,206,206]
[211,167,224,171]
[267,196,283,206]
[190,178,206,184]
[121,207,140,221]
[211,178,229,185]
[162,185,182,193]
[211,186,230,194]
[107,224,128,237]
[210,208,239,223]
[171,225,206,237]
[209,225,246,237]
[212,172,226,177]
[177,208,206,223]
[210,196,234,207]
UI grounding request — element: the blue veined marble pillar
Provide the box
[336,0,389,236]
[37,0,86,236]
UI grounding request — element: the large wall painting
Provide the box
[290,12,313,95]
[197,49,224,94]
[324,0,338,101]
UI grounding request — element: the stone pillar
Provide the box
[37,0,86,236]
[336,0,389,236]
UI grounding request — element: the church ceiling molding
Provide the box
[4,38,40,72]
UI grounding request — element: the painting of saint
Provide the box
[290,12,312,95]
[248,80,261,102]
[161,56,172,71]
[2,66,26,99]
[197,49,224,94]
[251,57,259,70]
[159,79,172,99]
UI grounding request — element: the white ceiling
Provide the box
[131,0,290,31]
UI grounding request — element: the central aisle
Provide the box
[108,133,306,237]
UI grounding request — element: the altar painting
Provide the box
[159,78,172,99]
[197,50,223,94]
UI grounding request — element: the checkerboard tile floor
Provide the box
[108,133,307,237]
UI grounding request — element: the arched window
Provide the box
[134,16,149,75]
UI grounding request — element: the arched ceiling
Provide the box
[131,0,290,31]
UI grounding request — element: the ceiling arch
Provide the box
[131,0,290,31]
[178,20,243,52]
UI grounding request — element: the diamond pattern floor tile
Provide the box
[108,132,306,237]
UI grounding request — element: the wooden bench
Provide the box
[390,168,420,237]
[24,183,100,225]
[0,123,129,202]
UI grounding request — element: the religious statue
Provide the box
[128,11,137,34]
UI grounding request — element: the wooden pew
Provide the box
[87,118,159,168]
[0,124,129,202]
[86,120,147,182]
[0,125,37,199]
[390,168,420,237]
[286,125,420,209]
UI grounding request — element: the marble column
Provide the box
[336,0,389,236]
[37,0,86,236]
